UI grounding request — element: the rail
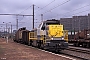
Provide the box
[66,46,90,54]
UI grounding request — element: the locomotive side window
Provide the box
[41,20,60,30]
[38,23,42,28]
[41,23,45,30]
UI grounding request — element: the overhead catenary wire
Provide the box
[19,5,33,14]
[43,0,71,14]
[35,0,56,13]
[72,9,90,16]
[41,0,56,9]
[16,5,33,22]
[0,14,33,16]
[34,0,56,21]
[63,8,90,17]
[61,4,90,17]
[51,4,90,18]
[16,5,33,29]
[35,0,71,20]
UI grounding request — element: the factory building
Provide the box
[60,14,90,31]
[60,18,72,31]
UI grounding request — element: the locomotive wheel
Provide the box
[40,44,44,49]
[55,49,59,53]
[74,43,77,47]
[28,41,30,46]
[86,43,90,48]
[82,43,86,48]
[74,43,79,47]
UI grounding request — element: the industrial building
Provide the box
[60,14,90,31]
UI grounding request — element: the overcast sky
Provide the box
[0,0,90,31]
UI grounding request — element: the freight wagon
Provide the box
[14,27,30,44]
[69,29,90,48]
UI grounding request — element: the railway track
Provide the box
[60,46,90,60]
[14,39,90,60]
[66,46,90,54]
[33,46,90,60]
[69,43,90,49]
[23,44,90,60]
[16,41,90,60]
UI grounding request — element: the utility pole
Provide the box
[33,4,34,29]
[6,23,7,32]
[88,14,89,29]
[11,24,12,35]
[16,18,18,30]
[8,27,10,33]
[41,14,43,22]
[6,23,8,37]
[16,16,18,30]
[4,27,5,37]
[78,17,80,31]
[11,24,12,40]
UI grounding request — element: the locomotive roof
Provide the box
[43,19,60,24]
[18,27,30,31]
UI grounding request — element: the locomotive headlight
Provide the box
[62,37,64,40]
[59,44,61,46]
[87,34,89,36]
[51,38,54,40]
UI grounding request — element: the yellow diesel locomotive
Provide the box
[14,19,68,51]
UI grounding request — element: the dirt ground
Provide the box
[0,38,71,60]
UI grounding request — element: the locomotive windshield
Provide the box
[41,20,60,30]
[45,20,60,25]
[38,23,42,28]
